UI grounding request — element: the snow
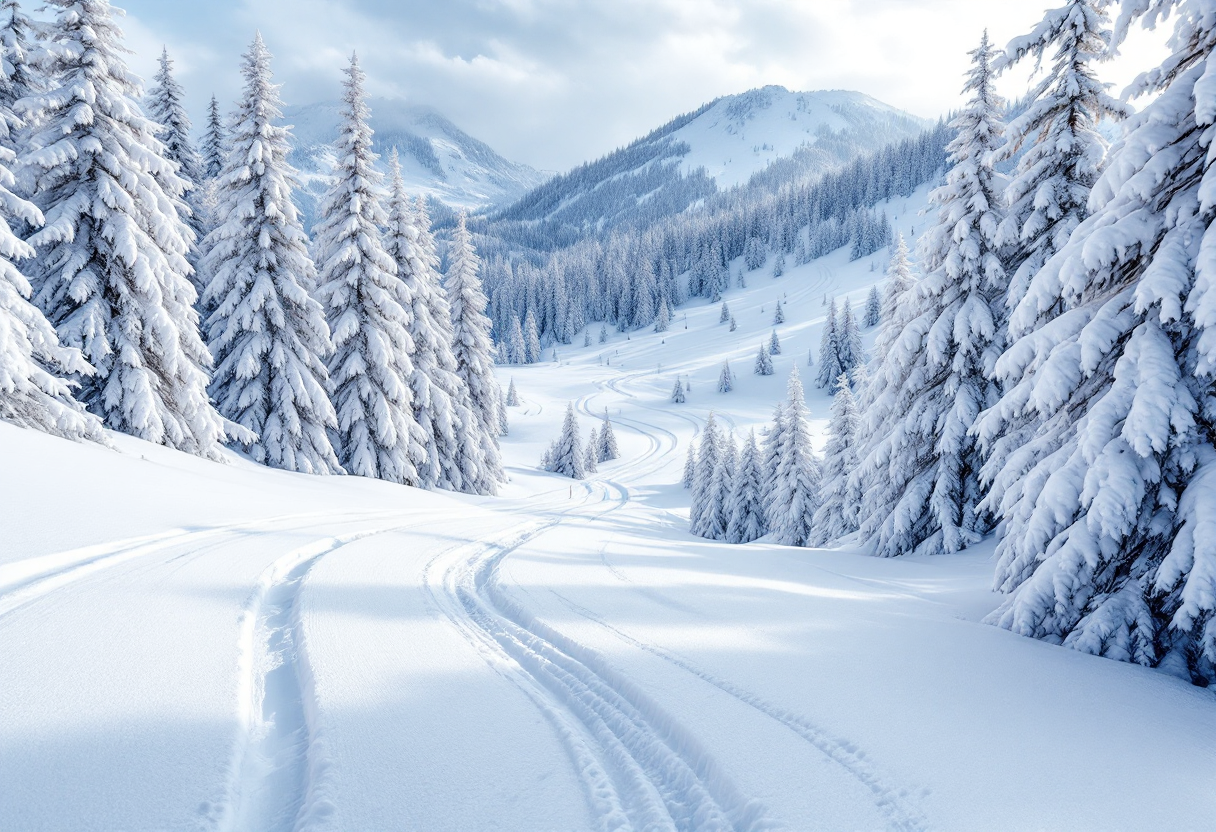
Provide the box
[2,184,1213,831]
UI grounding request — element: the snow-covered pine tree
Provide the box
[599,323,608,343]
[498,394,508,436]
[767,368,821,547]
[690,413,722,535]
[314,55,425,484]
[854,32,1007,557]
[773,252,785,278]
[837,300,864,377]
[597,410,619,461]
[146,49,203,209]
[507,316,526,364]
[671,376,686,403]
[446,210,505,493]
[754,342,774,376]
[729,315,737,332]
[977,0,1216,682]
[816,298,843,389]
[547,402,584,479]
[725,429,767,544]
[718,359,734,392]
[864,284,881,327]
[24,0,229,458]
[720,301,730,323]
[769,328,782,355]
[521,308,541,363]
[201,33,339,472]
[384,151,479,493]
[0,0,40,152]
[977,0,1129,605]
[881,234,916,334]
[583,330,592,347]
[584,426,598,474]
[812,374,862,544]
[710,430,738,540]
[0,108,102,442]
[655,300,670,332]
[506,377,519,406]
[200,94,225,180]
[682,437,697,487]
[774,300,785,324]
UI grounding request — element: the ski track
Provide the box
[221,513,467,832]
[0,511,404,620]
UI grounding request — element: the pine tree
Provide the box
[864,284,881,327]
[682,438,697,487]
[0,0,38,124]
[447,210,505,493]
[386,165,481,493]
[854,32,1006,557]
[200,94,225,180]
[523,308,541,363]
[816,299,843,389]
[837,300,864,376]
[671,376,686,403]
[754,342,774,376]
[598,323,608,344]
[548,402,584,479]
[314,55,425,484]
[729,315,737,332]
[25,0,229,458]
[725,429,767,544]
[691,414,731,540]
[773,300,785,324]
[584,426,598,474]
[812,375,862,544]
[583,330,592,347]
[977,1,1216,682]
[655,300,670,332]
[773,252,785,278]
[769,328,782,355]
[718,359,734,392]
[767,368,821,547]
[498,393,508,436]
[506,377,519,406]
[597,410,619,461]
[0,110,102,442]
[201,34,338,472]
[720,301,730,323]
[507,316,526,364]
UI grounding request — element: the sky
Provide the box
[115,0,1171,173]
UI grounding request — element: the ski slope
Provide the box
[2,186,1214,832]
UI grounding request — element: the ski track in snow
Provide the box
[221,514,466,832]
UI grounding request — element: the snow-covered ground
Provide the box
[3,187,1213,831]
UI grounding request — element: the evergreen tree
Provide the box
[837,300,864,375]
[718,359,734,392]
[671,376,686,403]
[767,368,821,547]
[864,284,881,327]
[854,32,1007,557]
[597,410,619,461]
[720,301,730,323]
[773,300,785,324]
[978,0,1216,682]
[523,308,541,363]
[0,0,38,124]
[25,0,229,458]
[385,152,480,492]
[547,402,584,479]
[729,315,737,332]
[506,377,519,406]
[754,342,774,376]
[507,315,526,364]
[498,392,508,436]
[598,323,608,343]
[314,55,425,484]
[584,426,598,474]
[769,328,782,355]
[773,252,785,278]
[200,94,225,180]
[201,34,338,472]
[0,117,102,442]
[654,300,670,332]
[446,210,505,493]
[725,429,767,544]
[816,298,843,389]
[690,414,721,534]
[812,374,862,544]
[583,330,592,347]
[682,437,696,487]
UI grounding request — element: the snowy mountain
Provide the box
[495,87,930,233]
[282,99,549,226]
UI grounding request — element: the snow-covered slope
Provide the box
[495,86,929,231]
[5,182,1213,832]
[283,99,549,225]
